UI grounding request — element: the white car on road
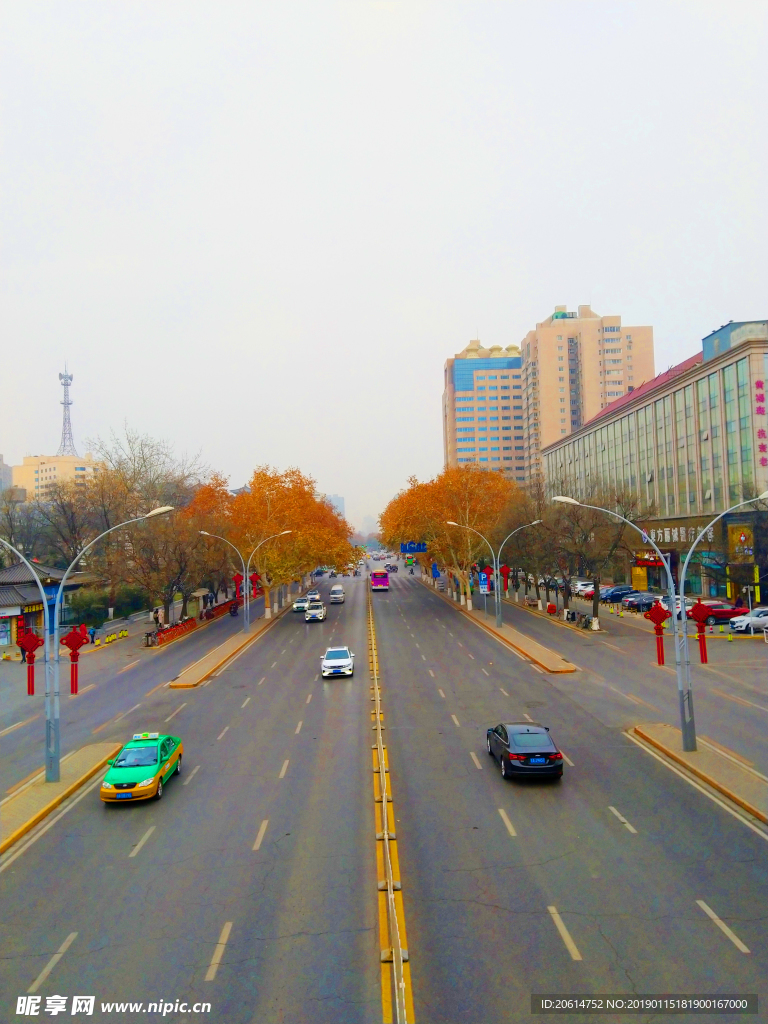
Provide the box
[321,646,355,677]
[329,585,345,604]
[730,607,768,633]
[305,601,327,622]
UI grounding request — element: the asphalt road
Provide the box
[0,597,268,794]
[374,571,768,1023]
[0,574,380,1024]
[454,582,768,777]
[4,565,768,1023]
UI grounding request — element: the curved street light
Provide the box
[445,520,542,627]
[200,529,292,629]
[48,505,174,781]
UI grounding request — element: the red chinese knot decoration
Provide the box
[60,627,90,694]
[233,573,244,599]
[18,631,45,696]
[688,599,712,664]
[644,601,672,665]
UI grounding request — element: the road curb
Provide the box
[631,725,768,825]
[0,743,121,856]
[417,577,575,673]
[168,599,295,688]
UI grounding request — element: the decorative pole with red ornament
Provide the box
[687,599,712,664]
[0,537,53,776]
[18,631,45,694]
[60,627,90,694]
[245,531,293,627]
[644,601,672,665]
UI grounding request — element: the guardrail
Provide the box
[368,591,412,1023]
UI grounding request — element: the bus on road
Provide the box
[370,570,389,591]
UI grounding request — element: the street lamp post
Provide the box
[446,520,542,629]
[246,531,292,623]
[200,530,293,630]
[677,491,768,698]
[50,505,174,782]
[552,495,697,750]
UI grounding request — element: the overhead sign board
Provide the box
[401,542,427,553]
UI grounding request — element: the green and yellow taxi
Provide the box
[100,732,183,803]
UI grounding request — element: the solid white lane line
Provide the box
[429,669,435,677]
[531,665,542,674]
[253,819,269,851]
[241,697,251,708]
[295,720,303,734]
[509,648,526,661]
[498,808,517,837]
[128,825,156,858]
[451,714,461,727]
[499,687,509,696]
[523,713,533,722]
[164,703,187,724]
[696,900,750,953]
[27,932,78,993]
[183,765,201,786]
[481,668,489,676]
[608,805,638,834]
[561,751,575,767]
[205,921,233,981]
[624,731,768,844]
[217,726,229,741]
[271,661,277,668]
[279,759,289,779]
[115,702,142,722]
[306,692,313,703]
[469,752,482,769]
[547,906,583,961]
[438,689,446,698]
[258,677,265,686]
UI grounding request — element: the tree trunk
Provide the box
[534,579,542,611]
[263,585,272,619]
[181,594,188,619]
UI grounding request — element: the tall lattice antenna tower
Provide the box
[56,367,78,456]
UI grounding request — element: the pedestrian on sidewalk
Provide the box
[88,626,96,644]
[734,595,745,609]
[153,608,160,630]
[20,646,26,663]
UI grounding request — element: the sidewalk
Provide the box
[632,722,768,825]
[420,579,575,673]
[0,742,121,854]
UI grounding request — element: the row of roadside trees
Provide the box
[379,466,643,623]
[0,429,355,625]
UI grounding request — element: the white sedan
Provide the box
[320,646,355,677]
[307,589,321,602]
[730,607,768,633]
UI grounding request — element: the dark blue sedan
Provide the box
[486,722,564,779]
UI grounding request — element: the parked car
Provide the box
[730,607,768,633]
[602,585,637,603]
[659,595,695,619]
[572,580,595,596]
[622,591,659,612]
[686,600,742,625]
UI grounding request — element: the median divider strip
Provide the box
[632,722,768,825]
[0,742,121,855]
[418,577,575,673]
[169,600,295,689]
[369,590,415,1024]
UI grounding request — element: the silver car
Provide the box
[305,601,327,622]
[329,585,345,604]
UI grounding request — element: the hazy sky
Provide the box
[3,2,767,530]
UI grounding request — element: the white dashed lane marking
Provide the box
[499,688,509,697]
[205,922,233,981]
[241,697,251,708]
[547,906,582,961]
[253,819,269,851]
[696,900,750,953]
[497,808,517,837]
[608,806,637,834]
[451,714,461,727]
[279,759,290,779]
[128,825,156,858]
[469,752,482,769]
[217,726,229,741]
[183,765,201,786]
[27,932,78,994]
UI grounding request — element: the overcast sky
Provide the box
[2,2,767,530]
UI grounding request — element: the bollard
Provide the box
[727,632,733,642]
[719,623,724,634]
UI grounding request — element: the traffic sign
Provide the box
[479,572,489,594]
[432,563,440,579]
[401,541,427,553]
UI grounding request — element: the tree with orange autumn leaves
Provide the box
[379,466,520,609]
[189,466,354,616]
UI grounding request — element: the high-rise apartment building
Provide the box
[520,305,654,483]
[442,340,525,480]
[326,494,346,517]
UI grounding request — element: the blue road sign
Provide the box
[401,542,428,553]
[432,563,440,579]
[479,572,489,594]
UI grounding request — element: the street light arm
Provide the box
[496,520,542,566]
[445,521,495,568]
[0,537,51,640]
[680,492,768,596]
[245,530,292,575]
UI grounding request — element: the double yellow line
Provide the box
[368,594,415,1024]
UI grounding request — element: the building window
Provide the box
[456,417,475,422]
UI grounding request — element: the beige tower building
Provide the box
[12,453,100,500]
[520,305,654,483]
